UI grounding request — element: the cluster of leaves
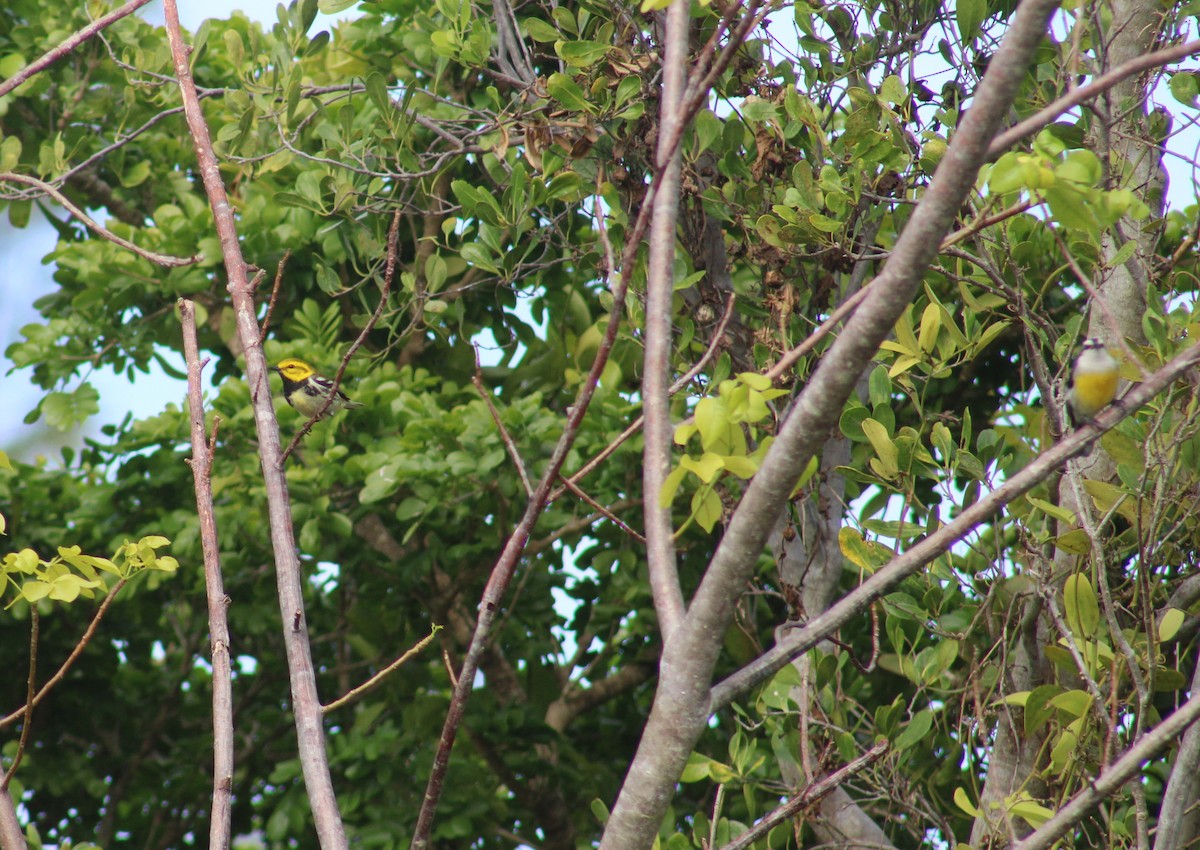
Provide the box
[1,536,177,606]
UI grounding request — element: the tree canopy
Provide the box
[2,0,1200,848]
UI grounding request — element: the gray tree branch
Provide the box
[596,0,1063,846]
[1014,691,1200,850]
[178,300,234,850]
[161,5,348,848]
[642,0,691,640]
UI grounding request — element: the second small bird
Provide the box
[1066,338,1120,427]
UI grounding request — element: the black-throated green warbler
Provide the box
[272,358,364,419]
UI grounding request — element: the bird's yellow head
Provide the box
[274,358,317,382]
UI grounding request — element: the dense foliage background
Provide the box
[2,0,1200,848]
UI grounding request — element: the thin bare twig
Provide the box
[0,0,153,99]
[556,475,646,544]
[178,298,235,850]
[0,172,199,267]
[0,579,128,729]
[987,38,1200,158]
[473,365,533,497]
[716,741,890,850]
[2,611,39,788]
[323,626,442,713]
[258,250,291,343]
[940,198,1034,250]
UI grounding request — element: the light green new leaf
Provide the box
[42,383,100,431]
[1158,608,1185,642]
[680,452,725,484]
[953,788,982,818]
[1063,573,1100,639]
[692,486,722,532]
[861,418,899,477]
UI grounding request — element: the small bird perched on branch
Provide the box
[272,358,364,419]
[1067,338,1120,428]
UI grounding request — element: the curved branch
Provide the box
[987,38,1200,158]
[322,626,441,714]
[717,742,890,850]
[0,0,153,99]
[0,579,128,729]
[0,173,199,267]
[1013,691,1200,850]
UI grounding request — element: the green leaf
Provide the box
[1158,608,1185,642]
[681,752,736,783]
[1022,684,1065,736]
[1044,185,1098,233]
[120,159,151,188]
[692,486,722,533]
[867,366,892,408]
[524,18,560,42]
[839,528,893,572]
[1063,573,1100,639]
[41,383,100,431]
[546,73,594,113]
[918,302,941,353]
[1001,690,1031,707]
[659,464,689,508]
[987,152,1028,195]
[720,455,760,478]
[1009,797,1055,829]
[693,109,723,155]
[808,212,843,233]
[931,422,954,462]
[0,135,21,171]
[679,452,725,484]
[861,418,899,477]
[1056,150,1101,186]
[1026,496,1074,524]
[878,75,907,106]
[894,708,933,751]
[954,788,981,818]
[21,580,53,603]
[1048,689,1092,720]
[555,40,610,68]
[975,320,1010,352]
[1169,71,1199,107]
[956,0,985,42]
